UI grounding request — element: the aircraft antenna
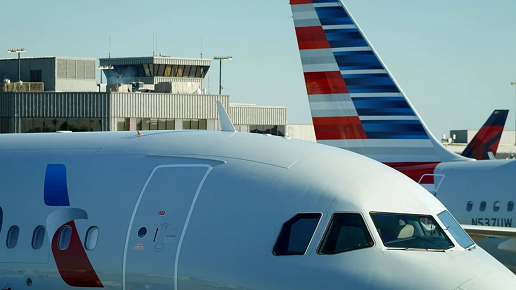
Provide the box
[216,101,235,132]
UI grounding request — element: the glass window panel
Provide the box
[370,212,453,250]
[153,64,159,77]
[183,65,192,77]
[480,201,486,212]
[55,118,68,131]
[183,119,191,130]
[6,225,19,249]
[142,118,150,130]
[494,201,501,212]
[143,64,151,77]
[319,213,374,254]
[250,125,258,134]
[150,118,158,130]
[158,119,166,130]
[136,118,142,130]
[172,65,178,77]
[90,118,102,131]
[164,65,172,77]
[78,118,90,132]
[117,118,126,131]
[277,126,285,137]
[191,119,199,130]
[195,66,203,78]
[509,201,515,212]
[32,226,45,250]
[21,118,33,133]
[84,226,99,251]
[437,210,474,249]
[264,125,272,135]
[45,118,56,132]
[273,213,321,256]
[67,118,79,132]
[58,225,72,250]
[466,201,473,212]
[199,119,207,130]
[166,119,175,130]
[271,125,278,136]
[177,66,184,77]
[157,64,166,76]
[33,118,45,133]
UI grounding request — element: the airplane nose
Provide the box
[455,272,516,289]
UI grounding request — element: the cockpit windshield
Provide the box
[370,212,454,250]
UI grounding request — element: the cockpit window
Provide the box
[370,212,454,250]
[273,213,321,256]
[437,210,474,249]
[318,213,374,255]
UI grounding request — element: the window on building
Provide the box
[480,201,486,212]
[44,118,56,132]
[466,201,473,212]
[55,118,68,131]
[272,213,321,256]
[249,125,285,136]
[84,226,99,250]
[6,226,19,249]
[32,226,45,250]
[21,118,33,133]
[183,119,207,130]
[32,118,45,133]
[509,201,515,212]
[19,118,102,133]
[319,213,374,254]
[90,118,102,131]
[30,70,42,82]
[1,118,9,133]
[117,118,130,131]
[58,225,72,250]
[494,201,501,212]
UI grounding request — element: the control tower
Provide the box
[99,56,210,94]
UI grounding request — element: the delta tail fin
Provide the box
[289,0,467,165]
[461,110,509,160]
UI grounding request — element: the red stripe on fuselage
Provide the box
[313,116,367,140]
[384,162,440,183]
[295,26,331,50]
[304,71,349,95]
[290,0,312,4]
[51,221,103,288]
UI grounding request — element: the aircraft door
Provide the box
[124,165,212,290]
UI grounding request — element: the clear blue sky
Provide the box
[2,0,516,138]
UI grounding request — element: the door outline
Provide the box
[122,164,213,290]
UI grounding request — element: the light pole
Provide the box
[213,56,232,94]
[7,48,26,82]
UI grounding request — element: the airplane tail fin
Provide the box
[461,110,509,160]
[289,0,467,165]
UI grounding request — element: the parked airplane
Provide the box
[0,102,515,290]
[289,0,516,272]
[461,109,509,160]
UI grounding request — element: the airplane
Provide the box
[0,102,516,290]
[289,0,516,272]
[461,109,509,160]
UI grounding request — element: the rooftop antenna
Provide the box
[109,36,111,58]
[156,37,159,56]
[153,33,155,57]
[200,35,203,58]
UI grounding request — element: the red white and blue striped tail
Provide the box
[461,109,509,160]
[290,0,466,165]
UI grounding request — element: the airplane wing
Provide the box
[461,224,516,242]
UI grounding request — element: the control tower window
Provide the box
[370,212,453,250]
[273,213,322,256]
[318,213,374,255]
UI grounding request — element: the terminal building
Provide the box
[0,55,287,136]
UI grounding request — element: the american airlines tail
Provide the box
[461,109,509,160]
[290,0,468,167]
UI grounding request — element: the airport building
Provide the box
[0,56,287,135]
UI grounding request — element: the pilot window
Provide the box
[32,226,45,250]
[318,213,374,255]
[6,226,19,249]
[272,213,322,256]
[466,201,473,212]
[437,210,474,249]
[58,225,72,250]
[370,212,453,250]
[509,201,515,212]
[479,201,486,212]
[493,201,501,212]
